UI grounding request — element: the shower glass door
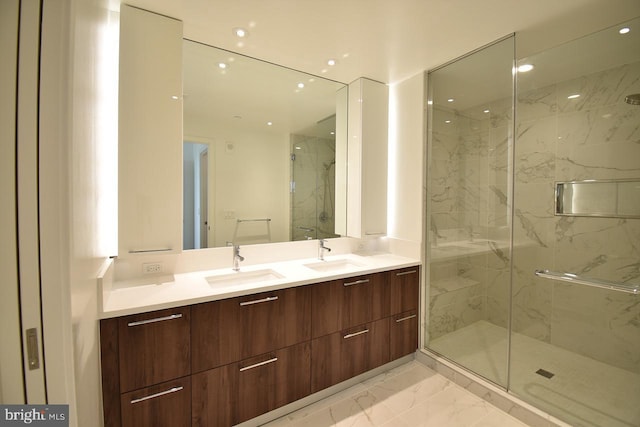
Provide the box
[425,36,515,388]
[510,18,640,427]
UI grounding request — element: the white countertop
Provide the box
[100,252,421,318]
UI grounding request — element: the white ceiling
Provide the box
[122,0,640,85]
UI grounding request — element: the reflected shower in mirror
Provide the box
[182,40,347,249]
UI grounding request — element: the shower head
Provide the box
[624,93,640,105]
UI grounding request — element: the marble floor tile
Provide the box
[264,361,527,427]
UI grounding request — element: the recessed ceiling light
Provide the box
[218,62,227,69]
[330,131,335,135]
[619,27,630,34]
[567,94,580,99]
[447,98,454,103]
[327,59,337,66]
[517,64,534,73]
[445,120,452,124]
[297,83,305,89]
[233,27,248,37]
[171,95,179,100]
[483,109,490,113]
[267,121,273,126]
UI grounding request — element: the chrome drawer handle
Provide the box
[239,296,278,306]
[127,313,182,327]
[396,270,417,276]
[395,314,417,323]
[343,279,369,287]
[343,329,369,339]
[239,357,278,372]
[130,386,183,404]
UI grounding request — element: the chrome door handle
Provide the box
[343,329,369,339]
[395,314,417,323]
[343,279,369,287]
[396,270,417,276]
[239,357,278,372]
[127,313,183,327]
[130,386,183,404]
[239,296,278,306]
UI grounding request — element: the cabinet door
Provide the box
[389,267,419,315]
[192,343,311,427]
[118,307,190,392]
[346,78,389,238]
[191,286,311,372]
[118,5,183,256]
[192,365,237,427]
[390,310,418,360]
[237,342,311,423]
[311,318,390,393]
[121,376,191,427]
[311,273,389,338]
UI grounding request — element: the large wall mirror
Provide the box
[182,40,348,249]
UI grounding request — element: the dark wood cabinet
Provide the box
[311,317,390,393]
[237,342,311,423]
[118,307,191,392]
[192,342,311,426]
[390,310,418,360]
[191,364,236,427]
[191,286,311,373]
[101,265,419,427]
[100,307,191,427]
[311,273,389,338]
[120,376,191,427]
[389,267,419,315]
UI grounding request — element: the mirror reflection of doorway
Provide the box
[183,141,210,249]
[290,133,338,241]
[199,149,208,248]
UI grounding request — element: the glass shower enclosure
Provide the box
[425,18,640,427]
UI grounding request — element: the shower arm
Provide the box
[534,269,639,295]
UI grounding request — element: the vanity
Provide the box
[99,254,420,427]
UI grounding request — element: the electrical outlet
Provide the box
[142,262,163,274]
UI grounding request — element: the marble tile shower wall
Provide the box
[290,134,337,241]
[429,96,513,340]
[513,60,640,373]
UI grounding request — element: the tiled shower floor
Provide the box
[429,320,640,427]
[264,360,528,427]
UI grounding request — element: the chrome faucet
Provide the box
[318,239,331,260]
[233,245,244,271]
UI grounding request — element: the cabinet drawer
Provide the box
[389,267,419,315]
[237,342,311,423]
[311,317,390,393]
[121,376,191,427]
[118,307,190,392]
[311,273,389,338]
[191,286,311,372]
[390,310,418,360]
[192,342,311,427]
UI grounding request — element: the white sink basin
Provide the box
[205,269,284,287]
[304,258,365,273]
